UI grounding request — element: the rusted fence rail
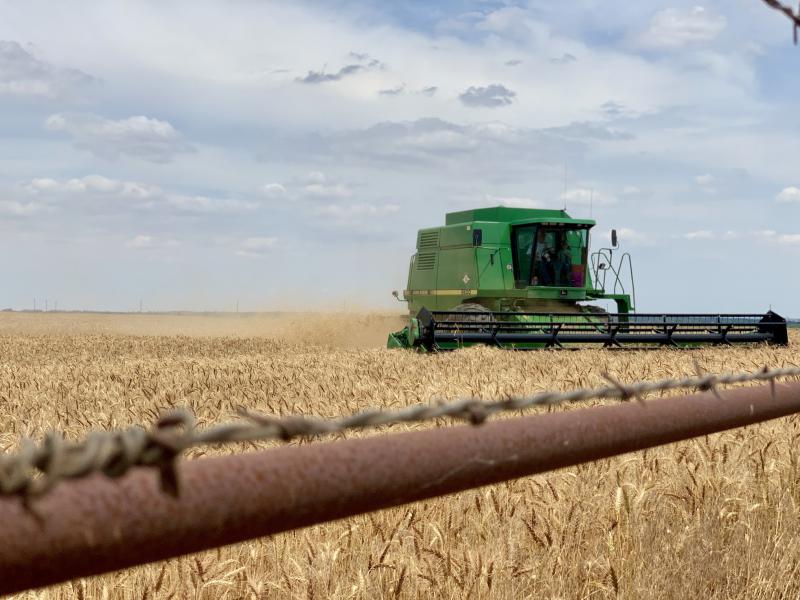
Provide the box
[2,379,800,594]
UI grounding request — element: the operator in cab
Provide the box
[533,229,554,286]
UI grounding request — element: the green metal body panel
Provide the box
[402,206,620,315]
[390,206,636,348]
[445,207,594,226]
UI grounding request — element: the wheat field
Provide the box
[1,312,800,600]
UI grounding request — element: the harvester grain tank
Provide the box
[388,206,788,350]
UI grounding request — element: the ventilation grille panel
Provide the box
[418,231,440,249]
[416,253,436,270]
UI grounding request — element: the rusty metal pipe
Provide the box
[2,380,800,594]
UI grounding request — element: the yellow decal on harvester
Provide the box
[405,289,478,296]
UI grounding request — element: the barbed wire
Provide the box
[1,364,800,502]
[762,0,800,43]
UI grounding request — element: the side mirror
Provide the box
[392,290,400,299]
[611,229,618,248]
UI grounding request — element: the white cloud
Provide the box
[597,227,650,245]
[776,186,800,203]
[620,185,645,197]
[722,230,773,240]
[313,203,399,218]
[309,202,401,231]
[126,234,153,248]
[484,194,543,209]
[636,6,727,49]
[683,229,800,245]
[777,234,800,246]
[256,172,355,203]
[235,236,278,258]
[44,113,193,163]
[682,230,715,240]
[0,199,41,216]
[475,6,537,42]
[299,172,352,199]
[240,237,278,249]
[304,171,326,184]
[69,174,121,193]
[21,175,255,214]
[25,178,60,193]
[1,1,758,138]
[0,40,94,98]
[24,175,161,199]
[694,173,717,194]
[303,182,352,199]
[166,194,257,213]
[121,181,159,199]
[545,121,634,141]
[694,174,715,186]
[260,183,287,199]
[276,118,587,175]
[561,187,618,206]
[615,227,649,244]
[125,234,180,249]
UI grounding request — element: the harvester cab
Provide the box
[387,206,788,350]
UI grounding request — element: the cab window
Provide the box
[532,227,588,288]
[511,225,537,288]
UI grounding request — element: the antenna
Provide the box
[589,188,594,218]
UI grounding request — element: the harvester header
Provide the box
[388,206,788,350]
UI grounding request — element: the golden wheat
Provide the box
[1,312,799,599]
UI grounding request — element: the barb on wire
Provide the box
[1,365,799,502]
[761,0,800,44]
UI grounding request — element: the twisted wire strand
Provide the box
[1,365,800,501]
[761,0,800,43]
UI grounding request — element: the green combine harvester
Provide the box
[387,206,788,350]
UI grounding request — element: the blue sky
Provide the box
[0,0,799,314]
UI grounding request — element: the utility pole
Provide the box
[45,299,48,312]
[236,300,239,313]
[33,298,36,312]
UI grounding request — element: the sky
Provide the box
[0,0,799,314]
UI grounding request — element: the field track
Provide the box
[2,312,799,599]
